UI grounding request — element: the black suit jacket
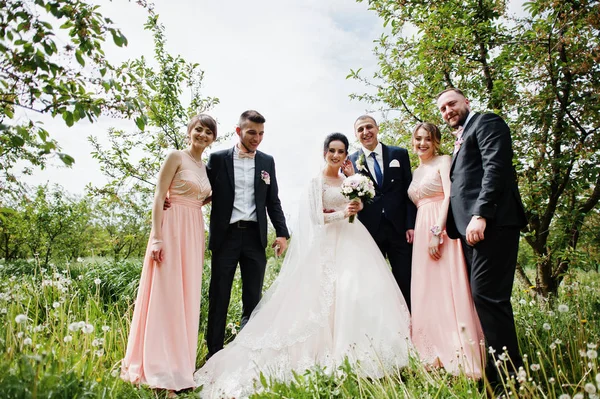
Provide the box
[349,144,416,237]
[206,147,289,252]
[447,112,527,238]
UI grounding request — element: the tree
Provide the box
[89,9,219,201]
[0,0,146,195]
[351,0,600,297]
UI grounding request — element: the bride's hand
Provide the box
[341,159,355,176]
[428,236,441,260]
[345,199,363,217]
[150,241,164,263]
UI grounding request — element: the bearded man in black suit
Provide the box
[436,88,527,386]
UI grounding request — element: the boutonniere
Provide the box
[356,153,367,172]
[261,170,271,185]
[453,137,464,154]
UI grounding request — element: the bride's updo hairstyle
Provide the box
[187,114,218,140]
[323,132,349,156]
[412,122,441,155]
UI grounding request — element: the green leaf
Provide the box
[75,50,85,67]
[134,116,146,131]
[57,152,75,166]
[62,111,74,127]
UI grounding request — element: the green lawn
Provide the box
[0,258,598,398]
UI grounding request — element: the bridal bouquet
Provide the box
[340,174,375,223]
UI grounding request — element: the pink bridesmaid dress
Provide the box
[121,150,211,390]
[408,164,484,378]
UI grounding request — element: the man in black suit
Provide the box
[348,115,416,310]
[205,110,289,358]
[436,88,527,385]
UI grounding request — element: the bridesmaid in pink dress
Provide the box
[407,122,484,378]
[121,114,215,394]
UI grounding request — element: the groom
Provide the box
[436,88,527,386]
[205,110,289,358]
[349,115,416,311]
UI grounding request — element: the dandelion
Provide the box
[585,383,597,394]
[519,299,526,305]
[17,332,24,338]
[82,323,94,334]
[498,353,508,361]
[549,377,555,384]
[111,370,119,378]
[102,325,110,332]
[543,323,551,330]
[64,335,73,343]
[587,350,598,359]
[596,373,600,384]
[23,337,32,345]
[94,278,101,285]
[95,349,104,357]
[573,393,584,399]
[52,302,60,309]
[33,325,43,333]
[488,346,497,355]
[15,314,27,324]
[78,275,84,280]
[588,343,598,349]
[0,308,6,314]
[581,319,588,324]
[548,310,555,317]
[68,322,80,332]
[530,363,541,371]
[558,394,571,399]
[92,339,100,347]
[558,304,569,313]
[77,257,84,263]
[580,350,588,357]
[555,339,563,345]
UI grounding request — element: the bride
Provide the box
[194,133,412,398]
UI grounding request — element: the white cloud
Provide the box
[23,0,386,214]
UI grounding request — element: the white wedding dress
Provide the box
[194,174,412,398]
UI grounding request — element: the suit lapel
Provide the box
[358,149,377,186]
[253,151,262,199]
[450,113,479,173]
[380,144,390,189]
[225,147,235,189]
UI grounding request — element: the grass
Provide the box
[0,257,598,398]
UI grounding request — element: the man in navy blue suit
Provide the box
[348,115,416,310]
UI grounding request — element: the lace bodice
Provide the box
[169,151,212,203]
[408,166,445,207]
[322,176,350,224]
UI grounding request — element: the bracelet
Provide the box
[430,225,443,237]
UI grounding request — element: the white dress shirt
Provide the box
[230,145,257,223]
[362,142,384,186]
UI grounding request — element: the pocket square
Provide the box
[389,159,401,168]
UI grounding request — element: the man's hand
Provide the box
[323,208,336,213]
[466,216,486,246]
[163,197,172,211]
[406,229,414,244]
[272,237,288,257]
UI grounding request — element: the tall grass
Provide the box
[0,258,598,398]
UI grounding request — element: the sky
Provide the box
[21,0,526,215]
[22,0,387,213]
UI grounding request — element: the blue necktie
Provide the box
[370,152,383,187]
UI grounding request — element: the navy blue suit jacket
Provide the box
[349,144,416,237]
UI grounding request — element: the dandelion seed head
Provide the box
[15,314,27,324]
[558,304,569,313]
[94,278,101,285]
[543,323,551,331]
[530,363,540,371]
[550,343,557,350]
[488,346,497,354]
[588,343,598,350]
[555,339,562,345]
[499,353,508,361]
[573,393,584,399]
[82,324,94,334]
[0,308,7,314]
[102,326,110,332]
[17,332,24,338]
[52,302,60,309]
[519,299,526,305]
[558,395,571,399]
[23,337,32,345]
[64,335,72,343]
[587,350,598,359]
[584,383,597,394]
